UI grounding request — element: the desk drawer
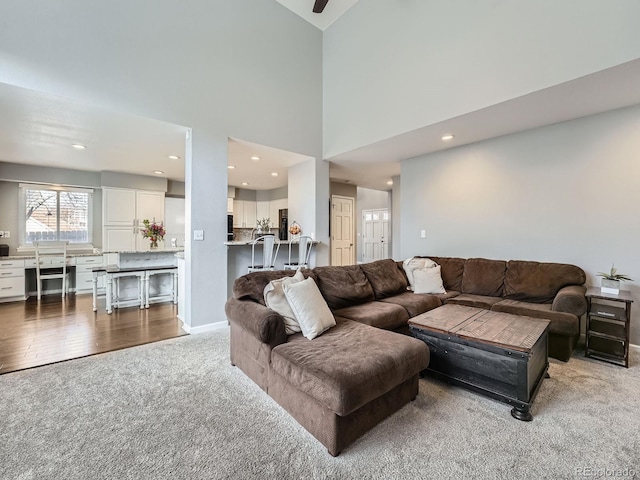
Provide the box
[0,268,24,279]
[0,276,26,298]
[76,256,103,266]
[25,258,71,268]
[0,259,25,268]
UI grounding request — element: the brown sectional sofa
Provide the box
[225,256,587,455]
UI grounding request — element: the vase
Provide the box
[150,238,159,249]
[601,278,620,295]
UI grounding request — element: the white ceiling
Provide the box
[0,83,189,181]
[276,0,360,31]
[227,138,313,190]
[329,59,640,191]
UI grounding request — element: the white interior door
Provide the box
[362,208,390,263]
[331,195,355,266]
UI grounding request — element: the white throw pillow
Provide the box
[413,265,446,294]
[403,257,437,290]
[283,277,336,340]
[264,269,305,335]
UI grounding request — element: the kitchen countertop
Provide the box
[225,240,320,246]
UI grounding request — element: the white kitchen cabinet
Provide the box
[227,198,234,214]
[103,188,137,226]
[232,200,257,228]
[102,187,165,251]
[256,201,270,225]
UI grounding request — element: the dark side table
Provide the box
[585,287,633,368]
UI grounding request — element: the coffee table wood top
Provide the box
[409,304,550,353]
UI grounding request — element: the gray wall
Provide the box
[401,104,640,345]
[0,0,323,329]
[323,0,640,157]
[0,162,179,255]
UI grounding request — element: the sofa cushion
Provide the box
[264,269,305,334]
[379,292,442,317]
[234,269,312,306]
[403,257,437,290]
[504,260,586,303]
[333,301,409,330]
[283,277,336,340]
[492,299,579,336]
[360,259,408,299]
[428,257,466,292]
[461,258,506,297]
[270,319,429,416]
[313,265,375,310]
[446,293,503,310]
[413,265,446,294]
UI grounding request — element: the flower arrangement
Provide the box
[141,219,166,249]
[289,221,301,236]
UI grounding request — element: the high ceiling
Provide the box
[276,0,360,31]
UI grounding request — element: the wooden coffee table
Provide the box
[409,304,550,421]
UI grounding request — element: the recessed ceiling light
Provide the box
[241,182,249,186]
[250,155,260,161]
[228,165,236,169]
[153,170,164,175]
[441,134,455,141]
[168,155,180,160]
[387,180,393,185]
[72,144,86,149]
[271,172,279,177]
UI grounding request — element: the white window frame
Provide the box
[18,183,94,252]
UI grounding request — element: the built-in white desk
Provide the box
[0,249,183,307]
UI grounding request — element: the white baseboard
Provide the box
[181,320,228,334]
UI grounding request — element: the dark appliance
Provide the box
[0,244,8,257]
[278,209,288,241]
[227,214,234,241]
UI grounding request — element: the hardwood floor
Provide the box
[0,293,187,375]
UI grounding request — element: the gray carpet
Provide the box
[1,329,639,480]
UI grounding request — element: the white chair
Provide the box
[283,235,313,270]
[34,241,70,300]
[248,235,280,273]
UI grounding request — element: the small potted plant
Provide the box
[597,264,633,295]
[256,218,271,235]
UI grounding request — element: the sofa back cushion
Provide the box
[461,258,507,297]
[428,256,465,292]
[234,270,312,305]
[313,265,375,310]
[360,259,408,299]
[504,260,586,303]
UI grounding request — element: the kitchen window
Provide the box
[19,183,94,247]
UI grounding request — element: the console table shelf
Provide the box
[585,287,633,368]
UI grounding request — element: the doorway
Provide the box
[362,208,390,263]
[331,195,355,266]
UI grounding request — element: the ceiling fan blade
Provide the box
[313,0,329,13]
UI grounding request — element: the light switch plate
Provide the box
[420,229,426,239]
[4,231,9,238]
[193,229,204,241]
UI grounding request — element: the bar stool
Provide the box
[248,235,280,273]
[283,236,313,270]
